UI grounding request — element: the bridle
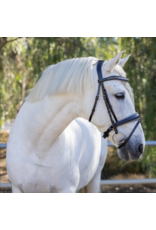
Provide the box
[89,60,141,149]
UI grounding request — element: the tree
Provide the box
[0,37,156,177]
[0,37,97,126]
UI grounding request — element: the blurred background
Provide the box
[0,37,156,192]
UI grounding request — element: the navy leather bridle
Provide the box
[89,60,141,149]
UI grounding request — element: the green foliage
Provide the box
[141,147,156,177]
[94,37,156,178]
[117,38,156,178]
[0,37,156,177]
[0,37,97,125]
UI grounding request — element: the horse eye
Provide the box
[115,93,125,99]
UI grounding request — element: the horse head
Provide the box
[83,52,145,161]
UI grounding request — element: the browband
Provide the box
[98,76,129,83]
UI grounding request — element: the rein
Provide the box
[89,60,141,149]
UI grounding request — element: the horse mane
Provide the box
[25,56,134,105]
[114,65,135,105]
[26,57,98,103]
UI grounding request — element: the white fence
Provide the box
[1,141,156,149]
[107,141,156,147]
[1,178,156,190]
[0,143,7,149]
[0,141,156,190]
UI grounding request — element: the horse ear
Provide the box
[104,52,123,72]
[118,54,131,67]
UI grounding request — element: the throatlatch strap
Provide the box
[89,84,101,122]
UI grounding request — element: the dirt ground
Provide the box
[0,131,10,184]
[1,131,156,193]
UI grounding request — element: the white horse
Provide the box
[6,52,145,193]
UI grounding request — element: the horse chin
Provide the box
[118,149,130,161]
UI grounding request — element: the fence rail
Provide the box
[1,178,156,190]
[1,141,156,149]
[0,183,12,189]
[101,178,156,185]
[0,143,7,149]
[107,141,156,147]
[1,141,156,190]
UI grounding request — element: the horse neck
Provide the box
[25,94,83,149]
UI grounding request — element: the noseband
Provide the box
[89,60,141,149]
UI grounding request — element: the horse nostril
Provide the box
[138,144,143,155]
